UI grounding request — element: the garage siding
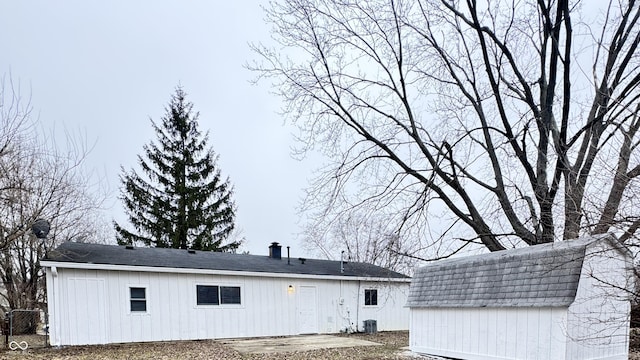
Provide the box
[410,307,568,360]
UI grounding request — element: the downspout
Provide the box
[338,279,343,333]
[51,266,60,346]
[339,251,345,332]
[356,280,361,332]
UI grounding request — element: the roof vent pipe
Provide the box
[341,250,345,274]
[287,246,291,265]
[269,242,282,259]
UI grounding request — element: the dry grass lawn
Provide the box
[3,330,640,359]
[0,331,421,360]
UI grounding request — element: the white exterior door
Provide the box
[66,278,107,345]
[298,285,318,334]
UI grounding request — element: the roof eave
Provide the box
[41,260,412,283]
[405,303,573,308]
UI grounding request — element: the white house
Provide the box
[41,242,410,346]
[407,234,633,360]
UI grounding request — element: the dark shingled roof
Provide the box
[43,242,409,279]
[406,236,611,308]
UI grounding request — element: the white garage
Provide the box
[407,234,633,360]
[42,241,410,346]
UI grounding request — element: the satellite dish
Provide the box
[32,219,50,239]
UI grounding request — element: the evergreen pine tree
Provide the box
[114,87,240,251]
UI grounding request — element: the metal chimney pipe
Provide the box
[269,242,282,259]
[287,246,291,265]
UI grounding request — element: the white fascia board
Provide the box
[40,260,411,283]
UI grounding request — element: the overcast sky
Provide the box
[0,1,319,257]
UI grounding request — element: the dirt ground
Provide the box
[0,331,420,360]
[3,330,640,359]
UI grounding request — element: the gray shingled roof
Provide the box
[406,236,610,308]
[43,242,409,279]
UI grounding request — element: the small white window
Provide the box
[130,287,147,312]
[364,289,378,306]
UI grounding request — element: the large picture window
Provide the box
[130,287,147,312]
[364,289,378,306]
[197,285,241,305]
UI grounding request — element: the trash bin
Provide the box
[363,319,377,334]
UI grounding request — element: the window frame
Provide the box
[196,285,220,305]
[364,288,378,306]
[219,285,242,305]
[128,285,149,314]
[195,283,243,308]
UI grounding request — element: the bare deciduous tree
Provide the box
[251,0,640,260]
[0,77,109,312]
[304,212,420,273]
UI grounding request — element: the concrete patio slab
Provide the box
[218,334,382,354]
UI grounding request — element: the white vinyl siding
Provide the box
[410,307,567,360]
[46,268,409,346]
